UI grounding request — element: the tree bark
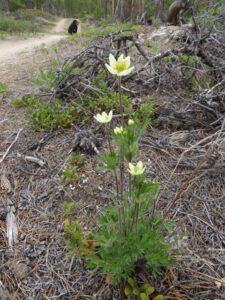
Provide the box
[0,0,9,11]
[154,0,164,21]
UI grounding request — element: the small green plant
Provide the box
[62,164,80,183]
[144,40,159,54]
[62,201,76,217]
[34,62,74,90]
[88,88,132,113]
[13,95,71,131]
[28,100,74,131]
[33,68,58,90]
[68,151,85,166]
[0,82,9,94]
[179,54,201,65]
[64,219,84,254]
[11,93,38,107]
[125,278,164,300]
[64,219,95,255]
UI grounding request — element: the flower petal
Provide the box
[118,54,125,61]
[105,64,118,75]
[118,66,134,76]
[94,115,101,122]
[108,110,113,121]
[109,54,116,67]
[124,56,131,69]
[128,163,134,172]
[137,161,143,169]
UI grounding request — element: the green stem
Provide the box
[132,178,141,230]
[118,76,124,125]
[105,126,122,232]
[118,76,126,235]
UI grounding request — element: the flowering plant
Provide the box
[67,53,177,287]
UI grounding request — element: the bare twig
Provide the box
[0,128,23,164]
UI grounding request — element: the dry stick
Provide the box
[0,128,23,164]
[7,205,18,251]
[17,153,46,167]
[163,145,214,220]
[0,118,8,124]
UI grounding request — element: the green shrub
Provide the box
[12,95,74,131]
[33,68,58,90]
[74,23,141,39]
[11,93,38,107]
[34,62,74,90]
[16,8,57,21]
[20,98,75,131]
[9,0,25,11]
[0,17,39,33]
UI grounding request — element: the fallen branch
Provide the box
[6,204,18,251]
[17,153,46,167]
[0,128,23,164]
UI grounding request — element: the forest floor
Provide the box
[0,21,225,300]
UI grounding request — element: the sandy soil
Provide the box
[0,18,68,62]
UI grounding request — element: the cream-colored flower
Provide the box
[114,126,124,135]
[105,53,134,77]
[94,110,113,123]
[128,119,135,125]
[128,161,145,176]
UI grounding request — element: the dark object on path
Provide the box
[167,0,188,25]
[68,19,79,35]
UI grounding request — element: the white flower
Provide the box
[128,161,145,176]
[114,126,124,135]
[128,119,135,125]
[105,53,134,77]
[94,111,113,123]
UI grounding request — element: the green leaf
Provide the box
[140,283,155,295]
[127,277,136,288]
[153,295,164,300]
[133,287,140,295]
[124,285,133,296]
[0,82,9,94]
[99,152,118,171]
[140,292,148,300]
[139,182,159,196]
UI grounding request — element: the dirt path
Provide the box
[0,18,68,62]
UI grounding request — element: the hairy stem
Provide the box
[106,126,122,232]
[118,76,124,125]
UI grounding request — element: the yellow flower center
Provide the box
[114,61,126,72]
